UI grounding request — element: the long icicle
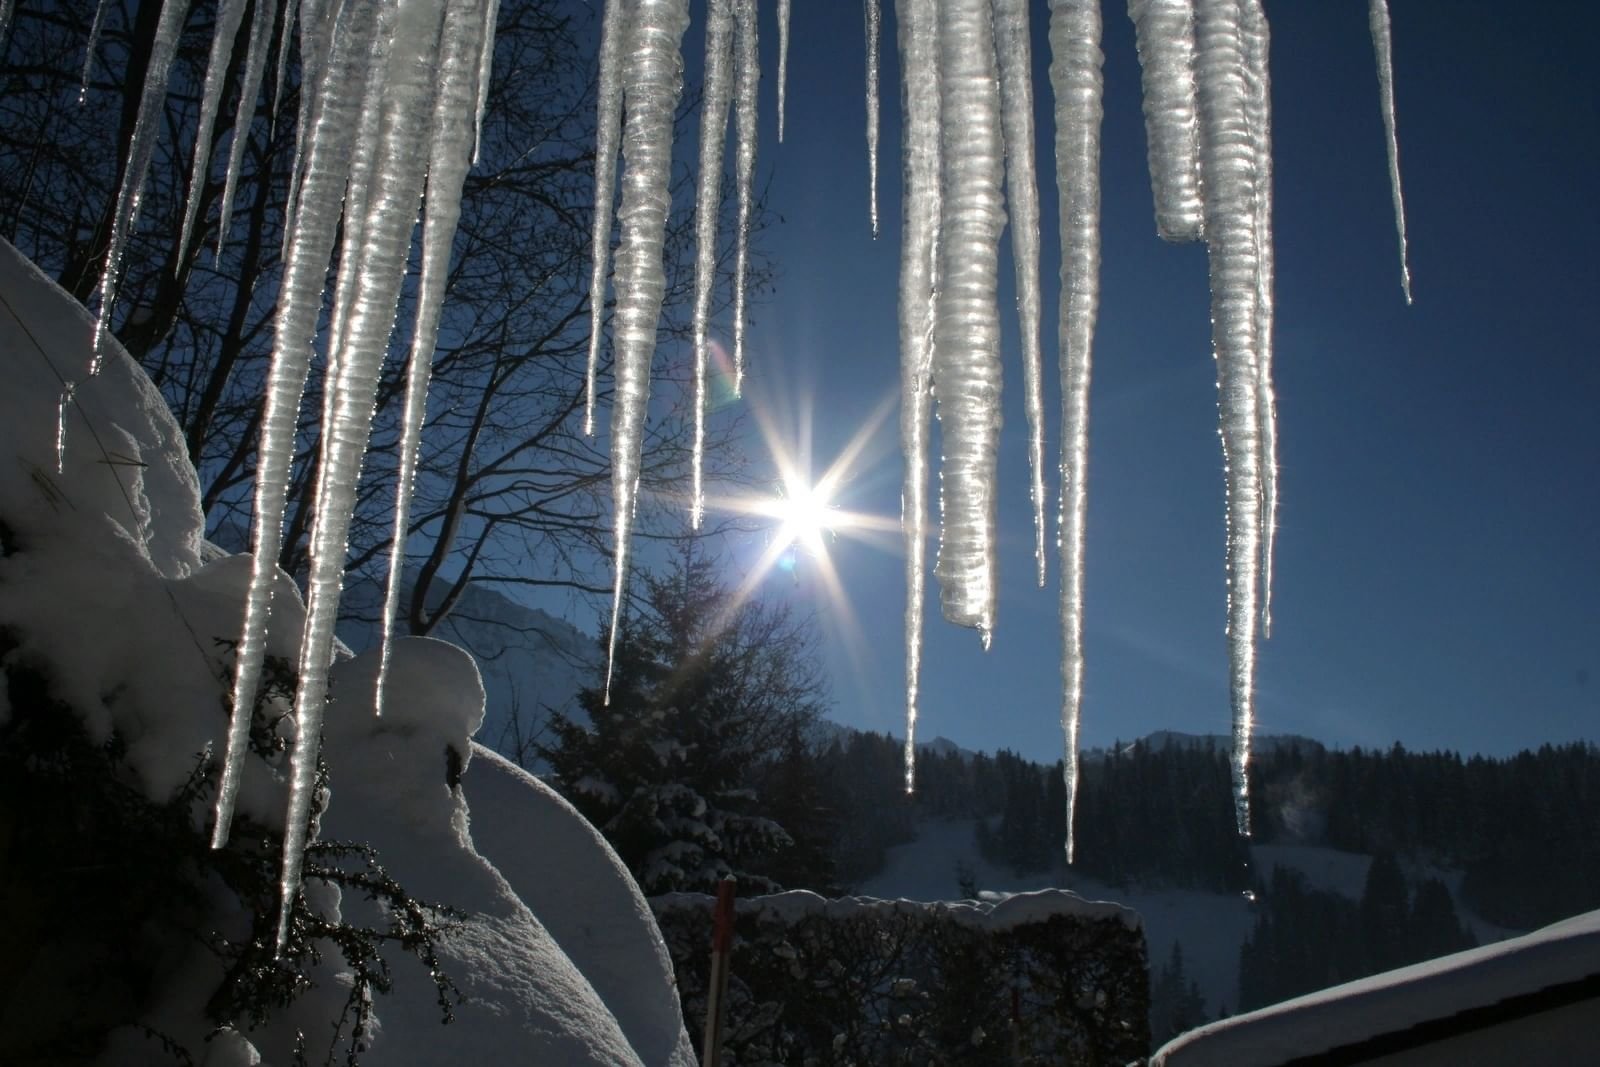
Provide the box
[894,0,941,790]
[177,0,251,264]
[932,0,1005,643]
[864,0,881,238]
[88,0,191,367]
[77,0,112,103]
[214,0,387,849]
[212,0,277,262]
[730,0,758,395]
[777,0,790,142]
[603,0,690,702]
[376,0,490,719]
[277,0,451,950]
[1195,0,1265,836]
[1242,0,1277,638]
[1126,0,1205,242]
[690,0,736,527]
[1368,0,1412,303]
[584,0,627,436]
[994,0,1047,587]
[1048,0,1103,864]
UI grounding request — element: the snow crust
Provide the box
[653,885,1139,931]
[1152,909,1600,1065]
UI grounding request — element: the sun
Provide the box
[768,475,838,556]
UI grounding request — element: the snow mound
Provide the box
[0,237,692,1065]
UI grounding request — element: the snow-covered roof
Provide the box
[1152,908,1600,1065]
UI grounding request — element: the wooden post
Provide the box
[702,878,737,1067]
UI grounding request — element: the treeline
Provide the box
[842,734,1600,932]
[1251,741,1600,929]
[1237,852,1476,1012]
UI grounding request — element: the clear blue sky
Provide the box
[658,1,1598,762]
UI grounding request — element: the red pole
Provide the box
[702,879,737,1067]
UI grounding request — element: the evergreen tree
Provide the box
[540,542,830,895]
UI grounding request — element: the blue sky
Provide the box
[665,1,1599,762]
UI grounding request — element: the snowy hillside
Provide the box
[0,236,693,1065]
[859,815,1518,1026]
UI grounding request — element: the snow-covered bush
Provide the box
[0,237,697,1065]
[652,889,1149,1065]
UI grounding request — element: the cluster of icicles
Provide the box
[48,0,1410,945]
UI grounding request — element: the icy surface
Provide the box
[1048,0,1104,862]
[993,0,1046,586]
[893,0,941,786]
[689,0,736,526]
[931,0,1005,641]
[603,0,691,701]
[1195,0,1265,834]
[1368,0,1413,303]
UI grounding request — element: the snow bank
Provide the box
[1152,908,1600,1065]
[0,236,692,1065]
[654,886,1137,931]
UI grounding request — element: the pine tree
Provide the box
[540,542,830,895]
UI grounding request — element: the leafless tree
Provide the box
[0,0,766,648]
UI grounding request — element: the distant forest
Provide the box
[816,732,1600,934]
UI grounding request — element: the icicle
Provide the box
[1048,0,1103,865]
[603,0,690,701]
[281,0,335,260]
[0,0,14,52]
[1195,0,1264,836]
[993,0,1046,587]
[1126,0,1205,242]
[894,0,941,790]
[470,0,500,164]
[584,0,627,437]
[269,0,305,129]
[730,0,759,395]
[931,0,1004,642]
[377,0,490,718]
[88,0,191,370]
[177,0,251,263]
[213,0,276,261]
[1242,0,1277,638]
[78,0,112,104]
[690,0,736,527]
[1368,0,1412,303]
[275,0,451,949]
[777,0,790,142]
[214,0,388,850]
[864,0,881,238]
